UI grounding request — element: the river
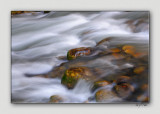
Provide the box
[11,11,149,103]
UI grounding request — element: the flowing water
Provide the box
[11,11,149,103]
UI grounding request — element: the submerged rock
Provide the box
[110,48,121,53]
[67,47,91,60]
[122,45,147,59]
[49,66,66,78]
[94,80,110,87]
[113,83,135,99]
[134,66,145,74]
[96,37,112,46]
[122,45,135,55]
[95,89,119,102]
[141,84,148,91]
[125,18,149,33]
[49,95,64,103]
[61,67,94,89]
[137,94,149,102]
[116,76,131,84]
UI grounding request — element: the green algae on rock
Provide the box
[61,67,93,89]
[67,47,91,60]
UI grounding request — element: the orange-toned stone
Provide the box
[132,52,146,58]
[137,95,149,102]
[122,45,135,55]
[110,48,121,53]
[61,67,93,89]
[94,80,110,87]
[134,66,145,74]
[112,53,124,59]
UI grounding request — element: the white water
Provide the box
[11,11,149,103]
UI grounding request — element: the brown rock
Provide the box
[95,89,118,102]
[134,66,145,74]
[49,95,64,103]
[116,76,131,84]
[67,47,91,60]
[61,67,94,89]
[114,83,134,99]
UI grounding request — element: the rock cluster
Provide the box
[27,37,149,103]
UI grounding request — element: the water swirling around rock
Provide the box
[11,11,149,103]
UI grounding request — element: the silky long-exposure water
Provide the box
[11,11,149,103]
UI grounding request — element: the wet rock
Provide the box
[125,20,136,32]
[61,67,94,89]
[132,52,146,58]
[116,76,131,84]
[67,47,91,60]
[113,83,135,99]
[94,80,110,87]
[125,19,149,33]
[49,66,66,78]
[112,53,125,59]
[96,37,112,46]
[134,66,145,74]
[11,11,36,15]
[122,45,135,55]
[83,100,89,103]
[122,45,147,60]
[134,19,149,33]
[137,94,149,102]
[56,56,67,60]
[11,11,24,15]
[141,84,148,91]
[95,89,119,102]
[92,80,110,91]
[110,48,121,53]
[49,95,64,103]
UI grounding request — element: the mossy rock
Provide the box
[49,95,64,103]
[67,47,91,60]
[61,67,93,89]
[95,89,118,102]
